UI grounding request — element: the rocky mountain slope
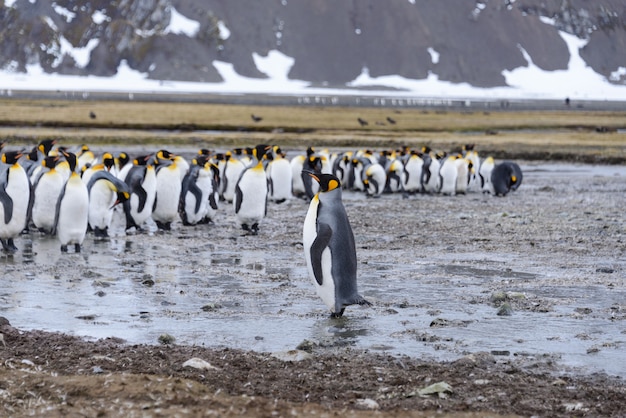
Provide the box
[0,0,624,89]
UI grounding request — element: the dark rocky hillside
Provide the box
[0,0,624,88]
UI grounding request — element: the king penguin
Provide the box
[54,151,89,252]
[0,151,30,252]
[152,150,182,231]
[31,155,65,234]
[266,146,293,204]
[233,144,270,234]
[180,155,219,226]
[122,154,157,231]
[87,171,130,238]
[491,161,522,196]
[302,171,371,317]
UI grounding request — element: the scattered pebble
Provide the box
[182,357,220,371]
[158,334,175,345]
[497,302,514,316]
[355,398,379,409]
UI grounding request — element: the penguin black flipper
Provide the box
[310,222,333,286]
[51,182,69,236]
[234,183,243,214]
[0,187,13,225]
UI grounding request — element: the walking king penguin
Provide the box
[87,171,130,238]
[0,151,30,252]
[233,144,270,234]
[302,171,371,317]
[54,151,89,252]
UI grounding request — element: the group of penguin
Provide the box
[0,139,521,316]
[310,144,522,198]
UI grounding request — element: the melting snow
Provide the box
[92,10,110,25]
[165,6,200,37]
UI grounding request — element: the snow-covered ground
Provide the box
[0,6,624,102]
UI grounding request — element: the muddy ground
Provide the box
[1,157,625,417]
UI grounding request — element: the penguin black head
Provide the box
[38,139,58,156]
[306,171,341,193]
[102,153,115,170]
[43,155,59,169]
[27,147,39,161]
[198,148,212,156]
[113,189,131,208]
[2,151,23,165]
[118,152,130,167]
[133,154,152,166]
[61,150,78,173]
[252,144,271,161]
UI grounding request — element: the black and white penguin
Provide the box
[439,155,458,195]
[152,150,182,231]
[362,161,387,197]
[31,155,65,234]
[233,144,270,234]
[54,151,89,252]
[221,151,246,203]
[265,146,292,204]
[402,150,423,193]
[86,171,130,238]
[491,161,522,196]
[122,154,157,231]
[0,151,30,252]
[179,156,220,226]
[302,171,371,317]
[479,156,495,194]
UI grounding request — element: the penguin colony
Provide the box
[0,140,521,314]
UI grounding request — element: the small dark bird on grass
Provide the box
[251,114,263,122]
[357,117,368,126]
[89,111,97,119]
[386,116,396,124]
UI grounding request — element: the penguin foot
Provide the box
[74,244,81,253]
[93,227,109,238]
[155,221,171,231]
[1,239,18,253]
[251,223,259,235]
[60,245,68,253]
[330,309,346,318]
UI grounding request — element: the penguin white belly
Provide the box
[222,162,245,202]
[57,179,89,245]
[32,172,64,232]
[234,168,267,226]
[290,157,305,196]
[480,161,495,194]
[403,158,423,193]
[88,181,115,230]
[0,167,30,238]
[268,159,292,202]
[439,159,457,195]
[455,159,469,194]
[302,200,336,312]
[153,167,182,224]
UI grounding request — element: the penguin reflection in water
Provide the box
[303,171,371,317]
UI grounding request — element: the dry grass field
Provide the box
[0,97,625,162]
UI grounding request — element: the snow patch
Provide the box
[217,20,230,40]
[610,67,626,82]
[52,2,76,23]
[165,7,200,37]
[92,10,110,25]
[427,47,440,64]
